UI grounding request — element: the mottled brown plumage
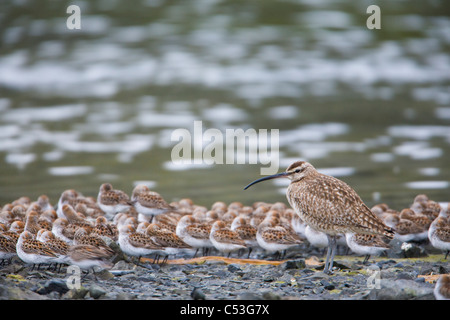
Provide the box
[39,230,69,256]
[245,160,394,273]
[284,162,394,238]
[62,204,93,232]
[399,208,431,229]
[24,211,41,236]
[231,217,257,243]
[145,224,191,249]
[97,183,131,216]
[74,228,115,255]
[129,185,176,220]
[434,274,450,300]
[209,221,246,256]
[91,216,118,241]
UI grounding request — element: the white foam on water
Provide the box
[137,113,197,128]
[0,125,21,139]
[418,167,440,176]
[280,123,349,145]
[297,10,353,29]
[5,153,36,170]
[393,141,443,160]
[268,105,299,120]
[202,104,248,123]
[132,180,157,189]
[2,104,87,124]
[388,125,450,140]
[371,153,395,163]
[54,135,154,154]
[318,167,356,177]
[48,166,94,176]
[287,141,366,159]
[405,181,449,190]
[42,150,65,162]
[162,161,214,171]
[435,107,450,120]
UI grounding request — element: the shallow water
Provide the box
[0,0,449,210]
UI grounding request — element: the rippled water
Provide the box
[0,0,449,209]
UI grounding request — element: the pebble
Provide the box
[0,249,447,300]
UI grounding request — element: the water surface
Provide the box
[0,0,449,210]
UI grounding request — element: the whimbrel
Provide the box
[244,160,394,274]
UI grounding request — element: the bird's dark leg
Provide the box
[363,254,370,265]
[247,247,252,259]
[445,250,449,259]
[324,235,337,274]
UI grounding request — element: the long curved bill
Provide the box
[243,172,289,190]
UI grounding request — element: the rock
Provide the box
[0,283,48,300]
[63,287,89,299]
[388,240,427,258]
[320,280,336,290]
[261,291,281,300]
[238,292,263,300]
[227,264,241,273]
[89,284,107,299]
[95,269,114,280]
[36,279,69,295]
[396,272,414,280]
[263,275,276,282]
[401,242,428,258]
[369,279,434,300]
[103,291,137,300]
[281,259,306,270]
[190,287,206,300]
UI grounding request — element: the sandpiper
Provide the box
[0,221,25,263]
[245,161,394,273]
[0,232,17,265]
[61,204,93,231]
[345,233,390,264]
[35,195,54,212]
[91,216,118,242]
[428,216,450,259]
[16,231,59,270]
[175,215,214,257]
[399,208,432,230]
[129,184,176,223]
[73,228,115,256]
[38,230,70,269]
[230,216,259,258]
[434,274,450,300]
[385,214,428,242]
[145,223,192,262]
[68,244,115,272]
[256,216,303,259]
[209,220,247,257]
[118,224,164,266]
[97,183,131,218]
[52,218,78,244]
[24,211,41,237]
[56,189,81,219]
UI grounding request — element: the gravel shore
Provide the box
[1,239,446,301]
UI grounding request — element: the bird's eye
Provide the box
[295,168,301,173]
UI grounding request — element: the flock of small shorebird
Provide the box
[0,161,449,299]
